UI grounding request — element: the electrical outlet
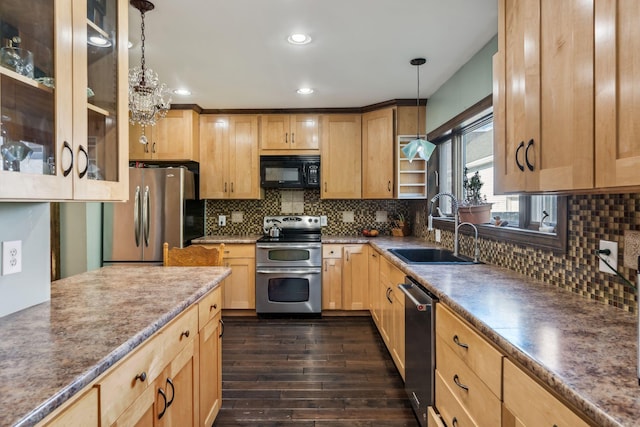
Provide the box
[218,215,226,227]
[435,229,441,243]
[599,240,618,274]
[2,240,22,276]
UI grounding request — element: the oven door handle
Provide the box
[257,245,320,250]
[257,269,321,275]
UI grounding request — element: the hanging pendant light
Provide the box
[402,58,436,162]
[128,0,171,144]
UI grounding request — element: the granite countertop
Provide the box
[367,236,639,427]
[0,265,230,427]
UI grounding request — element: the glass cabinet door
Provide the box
[72,0,128,200]
[0,0,74,199]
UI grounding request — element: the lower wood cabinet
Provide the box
[376,255,405,380]
[502,358,589,427]
[37,285,223,427]
[321,244,368,310]
[197,244,255,309]
[368,249,381,325]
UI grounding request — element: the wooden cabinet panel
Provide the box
[40,388,98,427]
[362,108,394,199]
[495,0,594,193]
[111,379,156,427]
[427,406,445,427]
[343,245,369,310]
[322,258,342,310]
[503,358,589,427]
[321,114,362,199]
[130,110,199,162]
[200,243,255,309]
[260,114,319,153]
[199,314,222,427]
[200,115,260,199]
[368,249,381,325]
[436,304,503,397]
[595,0,640,188]
[157,339,198,427]
[197,286,222,329]
[435,370,478,427]
[390,282,405,379]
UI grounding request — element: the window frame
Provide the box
[429,95,568,254]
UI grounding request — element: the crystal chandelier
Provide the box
[128,0,171,144]
[402,58,436,162]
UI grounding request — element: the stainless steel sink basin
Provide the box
[388,248,479,264]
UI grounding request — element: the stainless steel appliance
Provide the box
[398,276,438,427]
[260,155,320,189]
[102,167,204,265]
[256,215,322,315]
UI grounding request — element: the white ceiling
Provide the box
[127,0,498,110]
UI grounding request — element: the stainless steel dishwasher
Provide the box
[398,276,437,427]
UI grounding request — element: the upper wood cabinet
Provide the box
[321,114,362,199]
[129,109,200,162]
[259,114,319,154]
[494,0,594,193]
[0,0,129,201]
[199,115,261,199]
[362,108,394,199]
[594,0,640,189]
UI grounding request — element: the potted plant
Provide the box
[458,167,492,224]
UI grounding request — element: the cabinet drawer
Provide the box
[99,305,198,426]
[198,286,222,329]
[322,244,342,259]
[503,359,589,427]
[222,244,255,258]
[436,304,502,397]
[436,342,501,426]
[435,369,478,427]
[39,388,98,427]
[427,407,445,427]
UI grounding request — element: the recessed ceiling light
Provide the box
[297,87,314,95]
[88,36,112,47]
[287,33,312,45]
[173,89,192,96]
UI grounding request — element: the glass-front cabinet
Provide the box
[0,0,128,201]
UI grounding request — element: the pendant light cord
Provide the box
[139,10,146,84]
[416,63,420,139]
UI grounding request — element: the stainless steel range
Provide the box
[255,215,322,315]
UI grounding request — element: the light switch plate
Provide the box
[218,215,226,227]
[2,240,22,276]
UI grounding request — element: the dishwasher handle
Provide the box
[398,284,431,312]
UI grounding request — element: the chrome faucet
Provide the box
[457,222,480,263]
[428,192,460,256]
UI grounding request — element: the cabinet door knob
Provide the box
[135,371,147,382]
[515,141,525,172]
[78,145,89,179]
[62,141,74,177]
[210,303,218,311]
[525,138,535,171]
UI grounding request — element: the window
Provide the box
[430,98,567,252]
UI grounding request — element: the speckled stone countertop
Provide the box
[0,265,230,427]
[365,236,638,427]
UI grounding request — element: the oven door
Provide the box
[256,243,322,268]
[255,267,322,314]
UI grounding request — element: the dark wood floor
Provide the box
[213,316,419,427]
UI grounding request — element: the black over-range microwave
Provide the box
[260,155,320,189]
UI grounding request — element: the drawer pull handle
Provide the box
[452,417,459,427]
[157,388,167,419]
[515,141,525,171]
[166,378,175,407]
[135,371,147,383]
[210,303,218,311]
[219,318,225,338]
[453,335,469,349]
[180,330,190,339]
[453,374,469,391]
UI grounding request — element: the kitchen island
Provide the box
[0,265,230,427]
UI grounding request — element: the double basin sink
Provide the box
[388,248,479,265]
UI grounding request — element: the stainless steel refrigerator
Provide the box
[102,167,204,265]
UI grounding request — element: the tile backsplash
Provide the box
[205,189,410,236]
[410,193,640,313]
[205,190,639,313]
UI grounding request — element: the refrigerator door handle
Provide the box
[134,186,141,247]
[143,185,150,247]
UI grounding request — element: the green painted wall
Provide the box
[60,202,102,278]
[426,35,498,133]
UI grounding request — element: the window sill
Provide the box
[432,217,567,253]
